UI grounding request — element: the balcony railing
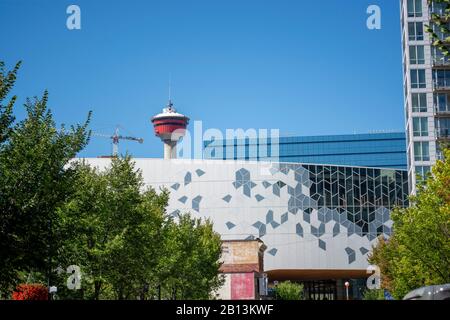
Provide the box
[433,59,450,67]
[433,81,450,90]
[434,105,450,116]
[429,4,448,18]
[436,129,450,140]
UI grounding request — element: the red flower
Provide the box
[12,284,48,300]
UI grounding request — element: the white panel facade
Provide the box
[81,158,408,273]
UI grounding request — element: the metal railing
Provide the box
[433,59,450,67]
[436,129,450,139]
[434,105,450,116]
[433,81,450,90]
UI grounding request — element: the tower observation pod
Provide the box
[151,100,190,159]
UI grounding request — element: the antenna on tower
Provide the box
[168,73,173,110]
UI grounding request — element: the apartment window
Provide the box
[412,93,427,112]
[408,22,424,41]
[415,166,431,181]
[432,46,450,65]
[413,117,428,136]
[433,69,450,88]
[414,141,430,161]
[408,0,423,17]
[433,22,450,40]
[437,145,444,160]
[409,45,425,64]
[411,69,426,88]
[436,118,450,138]
[434,93,450,112]
[431,2,446,15]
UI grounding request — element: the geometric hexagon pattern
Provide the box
[133,160,408,269]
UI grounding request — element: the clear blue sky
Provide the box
[0,0,404,158]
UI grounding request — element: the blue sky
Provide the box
[0,0,404,158]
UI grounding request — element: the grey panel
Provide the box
[333,223,340,237]
[318,239,326,251]
[359,247,369,255]
[266,210,274,224]
[303,210,310,223]
[262,181,272,188]
[243,185,251,197]
[192,195,202,212]
[296,223,304,237]
[258,224,266,237]
[226,221,236,230]
[272,184,280,197]
[345,247,356,264]
[195,169,206,177]
[270,221,280,229]
[222,195,232,203]
[281,212,288,224]
[184,172,192,186]
[255,194,265,202]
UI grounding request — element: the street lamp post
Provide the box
[49,286,57,300]
[344,281,350,300]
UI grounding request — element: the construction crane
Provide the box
[93,126,144,157]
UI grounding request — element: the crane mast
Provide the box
[94,126,143,157]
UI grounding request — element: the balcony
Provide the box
[436,129,450,140]
[433,81,450,91]
[433,59,450,68]
[434,105,450,117]
[429,5,449,20]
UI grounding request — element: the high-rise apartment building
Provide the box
[401,0,450,193]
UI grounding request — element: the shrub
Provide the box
[275,281,304,300]
[12,284,48,300]
[362,289,385,300]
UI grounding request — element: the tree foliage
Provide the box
[362,289,385,300]
[0,60,222,299]
[0,61,91,295]
[369,149,450,299]
[56,157,223,300]
[425,1,450,57]
[275,281,304,300]
[0,61,20,144]
[158,214,223,299]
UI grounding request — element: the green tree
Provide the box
[275,281,304,300]
[57,157,223,300]
[362,289,385,300]
[157,214,223,300]
[0,61,20,144]
[56,157,168,299]
[0,89,91,296]
[369,149,450,299]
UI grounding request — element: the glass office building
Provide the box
[204,132,407,170]
[400,0,450,192]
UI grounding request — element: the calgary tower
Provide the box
[151,99,189,159]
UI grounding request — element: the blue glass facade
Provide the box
[204,132,407,169]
